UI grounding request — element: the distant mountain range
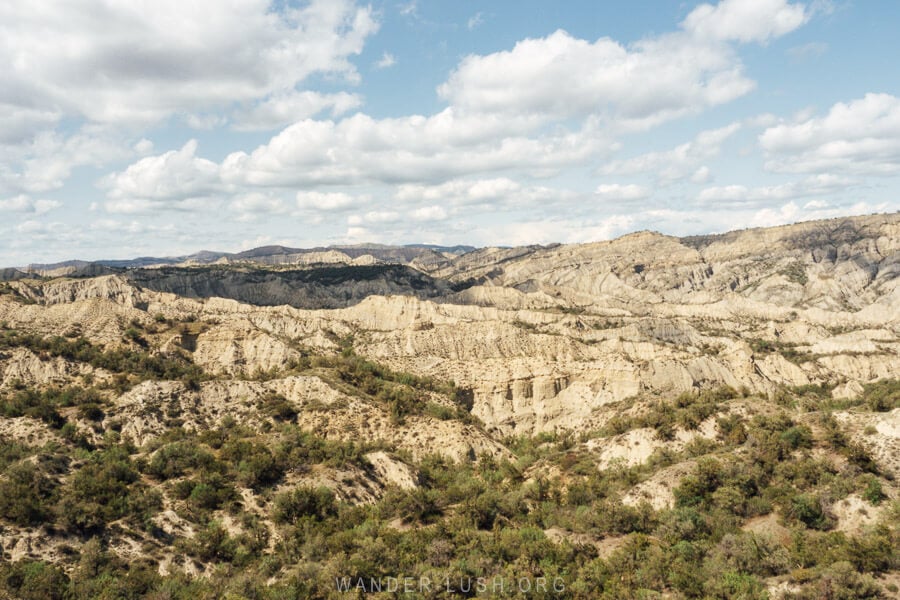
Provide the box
[5,243,480,278]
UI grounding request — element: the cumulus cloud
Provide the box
[348,210,400,226]
[374,52,396,69]
[394,178,568,209]
[682,0,808,44]
[470,214,639,247]
[219,111,605,186]
[0,105,61,145]
[438,1,811,130]
[100,140,223,213]
[410,205,447,221]
[697,174,855,206]
[0,0,378,126]
[296,190,364,211]
[89,219,177,235]
[93,0,816,217]
[0,194,61,214]
[438,29,754,130]
[750,199,891,228]
[1,128,129,195]
[759,93,900,174]
[346,204,446,228]
[228,193,291,221]
[594,184,651,202]
[5,0,840,266]
[691,166,712,184]
[232,91,362,131]
[600,123,741,183]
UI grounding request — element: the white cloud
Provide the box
[393,178,567,210]
[220,110,606,186]
[438,29,754,130]
[472,214,639,247]
[100,139,223,213]
[697,174,855,206]
[396,178,520,203]
[183,113,228,131]
[787,41,827,61]
[467,12,484,30]
[750,199,890,228]
[296,191,364,211]
[0,194,61,214]
[348,210,400,226]
[691,166,712,183]
[0,105,61,145]
[232,91,362,131]
[91,1,818,216]
[411,205,447,221]
[133,139,154,155]
[15,220,66,235]
[89,219,176,235]
[240,235,274,251]
[343,225,372,243]
[1,128,129,195]
[760,93,900,175]
[375,52,396,69]
[682,0,809,44]
[600,123,741,183]
[0,0,378,126]
[228,193,290,220]
[594,184,651,202]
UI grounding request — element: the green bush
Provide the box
[0,561,69,600]
[58,448,144,533]
[860,378,900,411]
[222,440,283,489]
[862,478,886,505]
[259,393,297,422]
[191,521,238,562]
[146,441,216,480]
[788,494,834,531]
[703,571,768,600]
[273,486,337,524]
[0,462,56,525]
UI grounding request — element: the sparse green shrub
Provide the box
[191,521,237,562]
[703,571,768,600]
[146,441,216,480]
[0,462,56,525]
[862,478,886,505]
[273,486,337,524]
[0,561,69,600]
[59,447,145,533]
[788,493,835,531]
[260,392,297,422]
[221,440,282,489]
[860,378,900,411]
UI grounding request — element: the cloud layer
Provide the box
[1,0,897,265]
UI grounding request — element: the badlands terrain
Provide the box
[0,212,898,598]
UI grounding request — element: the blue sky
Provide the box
[1,0,898,266]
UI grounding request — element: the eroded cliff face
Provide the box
[2,214,898,438]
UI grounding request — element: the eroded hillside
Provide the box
[0,213,898,598]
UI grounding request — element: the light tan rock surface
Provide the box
[2,213,898,436]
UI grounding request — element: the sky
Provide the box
[1,0,899,266]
